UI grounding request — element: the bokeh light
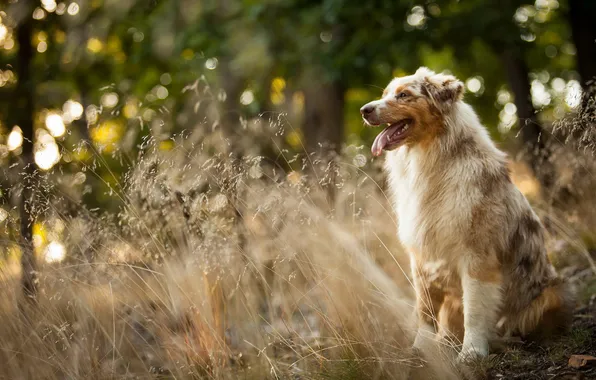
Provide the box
[320,32,332,43]
[42,0,57,12]
[271,77,286,105]
[63,100,84,121]
[551,77,566,93]
[87,38,103,53]
[45,113,66,137]
[504,103,517,115]
[86,105,100,125]
[240,90,254,105]
[101,92,119,108]
[67,2,80,16]
[531,79,551,107]
[407,6,426,28]
[37,41,47,53]
[7,126,23,151]
[0,24,7,44]
[160,73,172,85]
[123,101,138,118]
[466,77,484,94]
[56,2,66,14]
[33,8,46,20]
[35,130,61,170]
[565,80,582,108]
[205,58,218,70]
[156,85,168,99]
[44,241,66,263]
[497,89,512,105]
[90,120,124,152]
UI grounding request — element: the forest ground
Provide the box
[478,253,596,380]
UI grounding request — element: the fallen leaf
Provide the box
[568,354,596,369]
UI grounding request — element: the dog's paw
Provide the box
[457,344,488,363]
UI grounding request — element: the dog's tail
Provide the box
[513,277,575,340]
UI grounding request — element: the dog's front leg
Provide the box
[458,258,503,361]
[411,259,443,351]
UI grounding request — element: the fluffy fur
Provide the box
[360,67,575,360]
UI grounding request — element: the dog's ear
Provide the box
[420,72,464,109]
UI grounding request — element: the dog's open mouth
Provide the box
[371,119,412,156]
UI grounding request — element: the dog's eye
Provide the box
[396,92,408,99]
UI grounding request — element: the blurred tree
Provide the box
[13,0,38,301]
[567,0,596,90]
[566,0,596,139]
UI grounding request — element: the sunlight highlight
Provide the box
[240,90,254,105]
[271,77,286,105]
[407,6,426,27]
[551,77,566,92]
[37,41,48,53]
[466,76,484,94]
[101,92,119,108]
[0,24,7,44]
[45,113,66,137]
[7,126,23,151]
[498,102,517,134]
[33,8,46,20]
[156,85,168,99]
[87,38,103,53]
[63,100,84,121]
[123,101,138,118]
[497,89,512,105]
[35,130,61,170]
[67,2,80,16]
[565,80,582,108]
[531,79,551,107]
[205,58,218,70]
[44,241,66,263]
[41,0,57,12]
[91,120,124,152]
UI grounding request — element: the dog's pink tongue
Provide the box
[371,128,392,157]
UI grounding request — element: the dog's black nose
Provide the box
[360,104,375,116]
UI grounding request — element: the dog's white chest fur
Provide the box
[385,148,425,250]
[384,140,484,262]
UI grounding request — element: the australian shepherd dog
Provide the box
[360,67,574,361]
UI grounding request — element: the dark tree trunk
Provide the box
[74,72,91,142]
[15,10,38,302]
[568,0,596,90]
[566,0,596,144]
[302,77,345,204]
[303,79,345,156]
[502,49,554,191]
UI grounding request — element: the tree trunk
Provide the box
[502,49,554,191]
[302,77,345,204]
[568,0,596,90]
[302,79,344,156]
[566,0,596,147]
[15,9,38,302]
[74,72,91,142]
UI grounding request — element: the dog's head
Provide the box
[360,67,464,156]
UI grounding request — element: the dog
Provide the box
[360,67,574,361]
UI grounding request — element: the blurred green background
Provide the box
[0,0,595,268]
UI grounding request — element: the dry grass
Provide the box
[2,94,596,379]
[0,129,470,379]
